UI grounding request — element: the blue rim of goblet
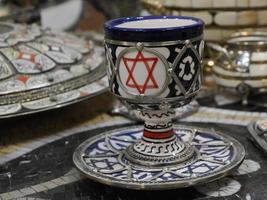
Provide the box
[104,16,204,42]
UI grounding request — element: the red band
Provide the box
[143,130,174,139]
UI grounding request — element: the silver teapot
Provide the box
[209,32,267,104]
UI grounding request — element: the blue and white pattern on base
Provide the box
[73,125,245,190]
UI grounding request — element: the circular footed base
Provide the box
[73,125,245,190]
[125,141,196,167]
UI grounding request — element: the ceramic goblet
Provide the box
[105,16,204,166]
[73,16,245,190]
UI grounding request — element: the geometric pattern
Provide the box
[170,42,201,95]
[106,38,203,103]
[122,51,158,94]
[73,125,245,190]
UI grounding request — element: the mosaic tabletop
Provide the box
[0,93,267,199]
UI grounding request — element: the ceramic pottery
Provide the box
[105,16,204,110]
[0,22,107,118]
[73,16,245,190]
[105,16,204,166]
[73,125,245,189]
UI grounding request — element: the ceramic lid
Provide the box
[0,22,107,118]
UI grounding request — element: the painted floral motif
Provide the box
[26,75,49,89]
[41,33,91,54]
[0,58,13,80]
[0,23,41,47]
[0,79,25,94]
[0,104,21,115]
[47,69,73,83]
[27,41,82,64]
[0,23,106,118]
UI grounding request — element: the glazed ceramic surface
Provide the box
[73,16,245,189]
[212,32,267,93]
[0,23,107,118]
[105,15,205,168]
[105,16,204,110]
[73,125,245,190]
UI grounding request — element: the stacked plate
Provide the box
[0,22,108,118]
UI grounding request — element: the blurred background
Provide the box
[0,0,142,31]
[1,1,267,199]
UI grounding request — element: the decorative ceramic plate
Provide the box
[73,125,245,190]
[0,22,108,119]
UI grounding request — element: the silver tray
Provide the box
[0,23,108,119]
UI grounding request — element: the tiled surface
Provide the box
[182,107,267,126]
[0,122,267,200]
[1,93,267,199]
[0,92,117,164]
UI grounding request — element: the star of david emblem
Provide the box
[122,51,159,94]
